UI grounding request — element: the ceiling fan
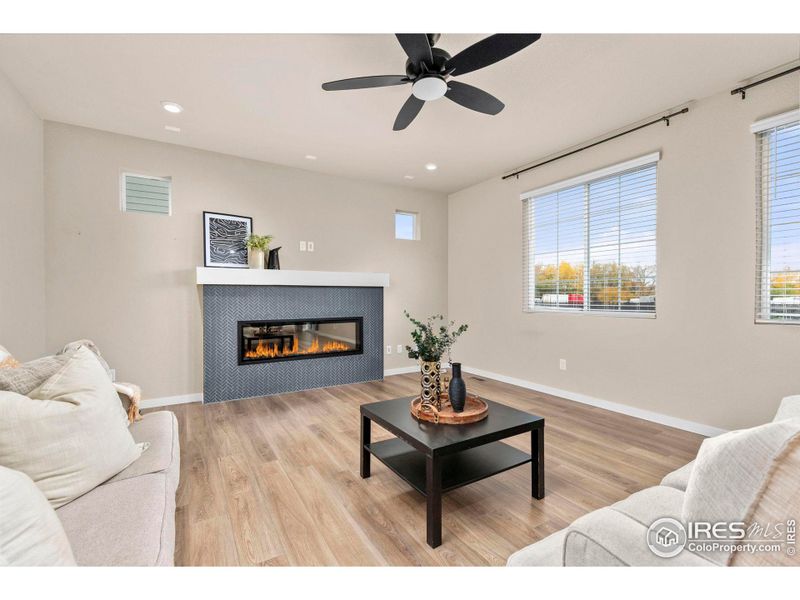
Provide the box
[321,33,541,131]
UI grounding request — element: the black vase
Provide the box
[267,246,281,270]
[448,362,467,412]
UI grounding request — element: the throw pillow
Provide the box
[0,352,71,396]
[59,339,114,381]
[0,466,76,566]
[683,419,800,565]
[0,346,143,508]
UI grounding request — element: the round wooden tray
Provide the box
[410,393,488,425]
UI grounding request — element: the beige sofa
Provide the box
[54,410,180,566]
[508,396,800,567]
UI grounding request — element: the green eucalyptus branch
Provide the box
[404,310,468,363]
[245,234,274,252]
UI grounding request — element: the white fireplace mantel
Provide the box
[195,267,390,288]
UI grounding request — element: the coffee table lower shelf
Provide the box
[364,437,531,494]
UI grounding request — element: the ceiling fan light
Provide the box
[411,76,447,101]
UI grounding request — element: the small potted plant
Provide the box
[404,311,468,411]
[245,234,274,269]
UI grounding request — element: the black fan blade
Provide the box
[396,34,433,68]
[393,95,425,131]
[446,33,541,76]
[322,75,408,91]
[445,81,504,115]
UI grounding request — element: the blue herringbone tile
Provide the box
[203,285,383,403]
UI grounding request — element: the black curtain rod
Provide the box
[731,65,800,100]
[502,107,689,181]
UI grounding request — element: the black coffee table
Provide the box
[360,396,544,548]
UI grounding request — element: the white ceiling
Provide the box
[0,34,798,193]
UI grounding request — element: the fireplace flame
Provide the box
[243,336,353,360]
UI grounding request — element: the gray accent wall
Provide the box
[203,285,383,403]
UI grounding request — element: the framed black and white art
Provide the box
[203,211,253,268]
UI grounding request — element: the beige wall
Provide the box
[0,71,46,360]
[448,77,800,431]
[44,122,447,399]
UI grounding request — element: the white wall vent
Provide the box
[121,172,171,215]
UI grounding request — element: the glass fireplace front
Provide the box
[237,317,363,365]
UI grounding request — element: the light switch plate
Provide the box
[396,344,403,354]
[299,241,307,252]
[386,345,392,354]
[307,241,315,252]
[559,359,567,371]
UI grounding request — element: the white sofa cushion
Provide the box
[54,410,180,566]
[683,419,800,564]
[0,466,76,566]
[0,346,142,508]
[507,486,715,566]
[561,505,714,566]
[660,460,694,491]
[561,485,715,566]
[56,473,175,566]
[107,411,179,487]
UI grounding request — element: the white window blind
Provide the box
[754,110,800,323]
[523,155,658,316]
[121,173,171,215]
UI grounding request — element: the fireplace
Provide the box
[237,317,363,365]
[202,282,382,403]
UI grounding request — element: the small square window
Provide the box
[395,211,419,240]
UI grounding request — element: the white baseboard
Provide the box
[140,393,203,410]
[139,367,726,437]
[383,366,419,377]
[461,365,727,437]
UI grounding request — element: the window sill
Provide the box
[525,308,656,319]
[755,319,800,326]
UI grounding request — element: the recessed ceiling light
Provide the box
[161,101,183,114]
[305,154,318,160]
[425,163,438,171]
[164,125,181,132]
[404,175,415,180]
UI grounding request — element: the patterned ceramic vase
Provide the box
[419,360,441,410]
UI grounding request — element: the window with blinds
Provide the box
[523,154,659,316]
[754,109,800,323]
[121,173,171,215]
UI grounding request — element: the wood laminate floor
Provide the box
[159,373,703,566]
